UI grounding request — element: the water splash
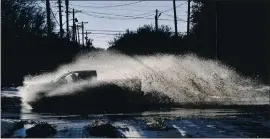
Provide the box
[18,50,269,106]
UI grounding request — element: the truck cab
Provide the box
[54,70,97,85]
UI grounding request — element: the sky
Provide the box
[45,1,189,49]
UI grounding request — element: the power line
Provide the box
[80,11,152,20]
[86,29,126,32]
[160,2,187,14]
[163,13,186,17]
[69,1,144,8]
[79,10,155,18]
[162,12,187,22]
[71,1,178,8]
[71,6,153,12]
[91,35,114,38]
[162,12,175,18]
[67,1,188,24]
[75,2,187,21]
[70,2,187,14]
[80,12,184,21]
[79,32,119,35]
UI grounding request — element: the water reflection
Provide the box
[141,108,242,117]
[15,108,244,120]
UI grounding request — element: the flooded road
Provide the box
[1,90,269,138]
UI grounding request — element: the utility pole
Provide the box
[76,25,81,44]
[187,0,191,36]
[75,27,77,42]
[85,31,88,42]
[215,1,219,60]
[85,31,89,47]
[65,0,69,40]
[46,0,51,36]
[57,0,63,38]
[81,22,84,46]
[155,9,161,32]
[173,0,178,36]
[79,22,88,47]
[84,31,92,47]
[72,9,76,42]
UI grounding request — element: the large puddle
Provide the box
[1,90,269,138]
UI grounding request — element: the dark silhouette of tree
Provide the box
[187,0,217,59]
[188,0,270,84]
[108,25,187,54]
[1,0,53,36]
[1,0,81,86]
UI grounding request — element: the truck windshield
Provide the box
[53,71,97,83]
[53,72,74,83]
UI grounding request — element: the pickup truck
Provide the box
[27,70,144,113]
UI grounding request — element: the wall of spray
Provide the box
[18,50,270,106]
